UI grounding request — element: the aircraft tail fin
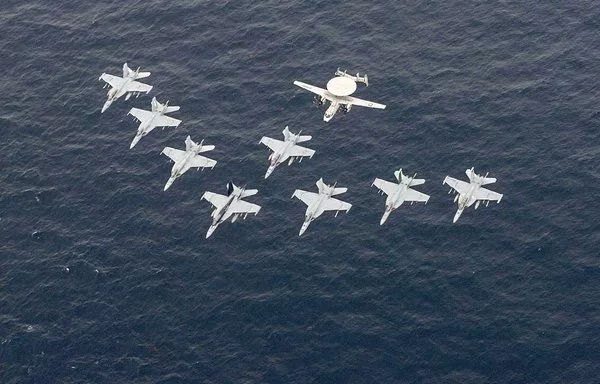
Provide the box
[227,181,235,196]
[151,97,160,112]
[316,178,326,193]
[363,73,369,87]
[241,189,258,198]
[466,167,496,185]
[410,178,425,186]
[282,126,291,140]
[123,63,131,78]
[165,106,180,113]
[185,135,194,151]
[394,169,404,182]
[135,71,151,79]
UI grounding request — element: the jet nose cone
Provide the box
[101,101,110,113]
[380,215,388,226]
[206,226,216,238]
[264,167,275,179]
[453,210,463,223]
[130,135,141,149]
[299,221,310,236]
[164,178,174,191]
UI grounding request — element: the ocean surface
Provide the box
[1,1,599,383]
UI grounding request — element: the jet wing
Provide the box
[288,144,315,158]
[230,199,261,215]
[293,81,335,102]
[99,73,125,89]
[292,190,319,206]
[129,108,154,123]
[161,147,186,163]
[323,197,352,212]
[124,80,153,94]
[403,188,430,203]
[339,95,386,109]
[201,192,229,209]
[189,154,217,169]
[259,137,284,152]
[443,176,470,195]
[474,187,503,202]
[372,178,397,196]
[154,115,181,128]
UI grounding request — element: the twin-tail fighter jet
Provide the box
[372,169,430,225]
[128,97,182,148]
[201,182,261,238]
[161,136,217,191]
[292,178,352,236]
[259,126,315,179]
[99,63,153,113]
[443,168,503,223]
[293,70,385,122]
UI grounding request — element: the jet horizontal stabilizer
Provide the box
[241,189,258,198]
[332,187,348,196]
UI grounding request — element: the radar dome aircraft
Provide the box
[292,178,352,236]
[443,168,503,223]
[128,97,182,148]
[293,69,385,122]
[161,136,217,191]
[259,126,315,179]
[201,182,261,238]
[372,169,430,225]
[99,63,153,113]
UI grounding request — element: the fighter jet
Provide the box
[201,182,261,238]
[128,97,182,148]
[99,63,153,113]
[292,178,352,236]
[161,136,217,191]
[293,73,385,122]
[372,169,430,225]
[335,68,369,86]
[443,167,503,223]
[259,126,315,179]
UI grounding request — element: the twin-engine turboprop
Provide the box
[161,135,217,191]
[201,182,262,238]
[99,63,153,113]
[372,169,430,225]
[293,74,385,122]
[128,97,182,148]
[292,178,352,236]
[259,126,315,179]
[443,168,503,223]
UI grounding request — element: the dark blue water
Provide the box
[1,1,599,383]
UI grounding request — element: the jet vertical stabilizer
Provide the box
[227,182,235,196]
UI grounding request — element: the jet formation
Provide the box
[99,64,504,238]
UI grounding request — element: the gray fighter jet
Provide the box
[201,182,261,238]
[443,168,503,223]
[161,136,216,191]
[292,178,352,236]
[259,126,315,179]
[372,169,430,225]
[99,63,152,113]
[128,97,182,148]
